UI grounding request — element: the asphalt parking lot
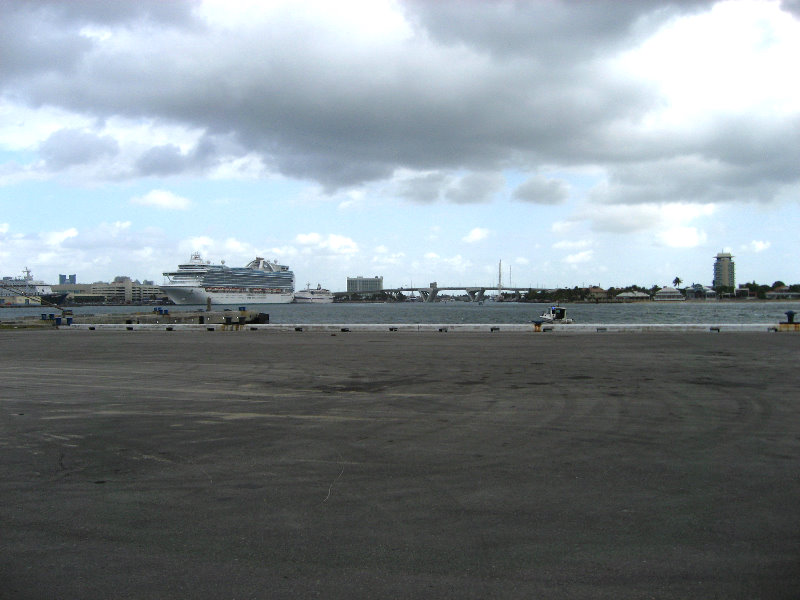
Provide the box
[1,330,798,599]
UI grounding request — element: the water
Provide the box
[3,301,798,324]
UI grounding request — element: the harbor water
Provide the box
[2,300,798,324]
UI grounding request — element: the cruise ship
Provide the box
[294,283,334,304]
[162,253,295,305]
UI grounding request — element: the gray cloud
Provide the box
[445,173,505,204]
[135,145,188,177]
[38,128,119,169]
[2,0,798,206]
[397,172,449,204]
[46,0,198,25]
[781,0,800,17]
[403,0,710,61]
[0,0,197,82]
[513,176,569,205]
[593,114,800,205]
[134,135,222,177]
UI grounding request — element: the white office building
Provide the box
[347,276,383,293]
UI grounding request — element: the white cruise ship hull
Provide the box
[294,295,333,304]
[294,292,333,304]
[163,286,294,305]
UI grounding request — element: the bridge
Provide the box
[335,282,549,303]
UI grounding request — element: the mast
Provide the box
[498,260,502,298]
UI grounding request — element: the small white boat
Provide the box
[538,306,574,324]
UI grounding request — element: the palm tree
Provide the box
[673,276,682,288]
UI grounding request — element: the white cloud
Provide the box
[326,234,359,254]
[207,153,267,180]
[575,202,716,238]
[744,240,771,252]
[427,225,441,241]
[172,237,280,266]
[372,251,405,266]
[336,189,365,210]
[0,223,9,234]
[132,246,155,261]
[551,221,575,234]
[658,227,708,248]
[97,221,132,237]
[266,245,298,257]
[43,228,78,246]
[463,227,489,243]
[222,238,250,254]
[552,240,591,250]
[295,232,358,254]
[132,189,191,210]
[660,203,716,222]
[0,101,93,151]
[179,236,215,255]
[296,232,322,245]
[618,1,800,123]
[439,254,472,273]
[564,250,593,265]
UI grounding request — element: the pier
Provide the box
[3,308,796,334]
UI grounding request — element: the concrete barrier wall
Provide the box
[60,322,781,333]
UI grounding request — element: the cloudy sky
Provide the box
[1,0,798,290]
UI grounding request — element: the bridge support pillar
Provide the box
[466,288,486,302]
[421,288,440,302]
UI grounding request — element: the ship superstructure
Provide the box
[162,253,294,305]
[0,268,65,305]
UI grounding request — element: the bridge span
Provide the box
[337,283,549,303]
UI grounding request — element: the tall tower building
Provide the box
[713,252,735,289]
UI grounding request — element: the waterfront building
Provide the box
[615,291,650,301]
[59,274,77,284]
[765,286,800,299]
[653,286,685,301]
[347,276,383,293]
[685,284,717,300]
[713,252,735,289]
[587,286,609,300]
[52,281,166,303]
